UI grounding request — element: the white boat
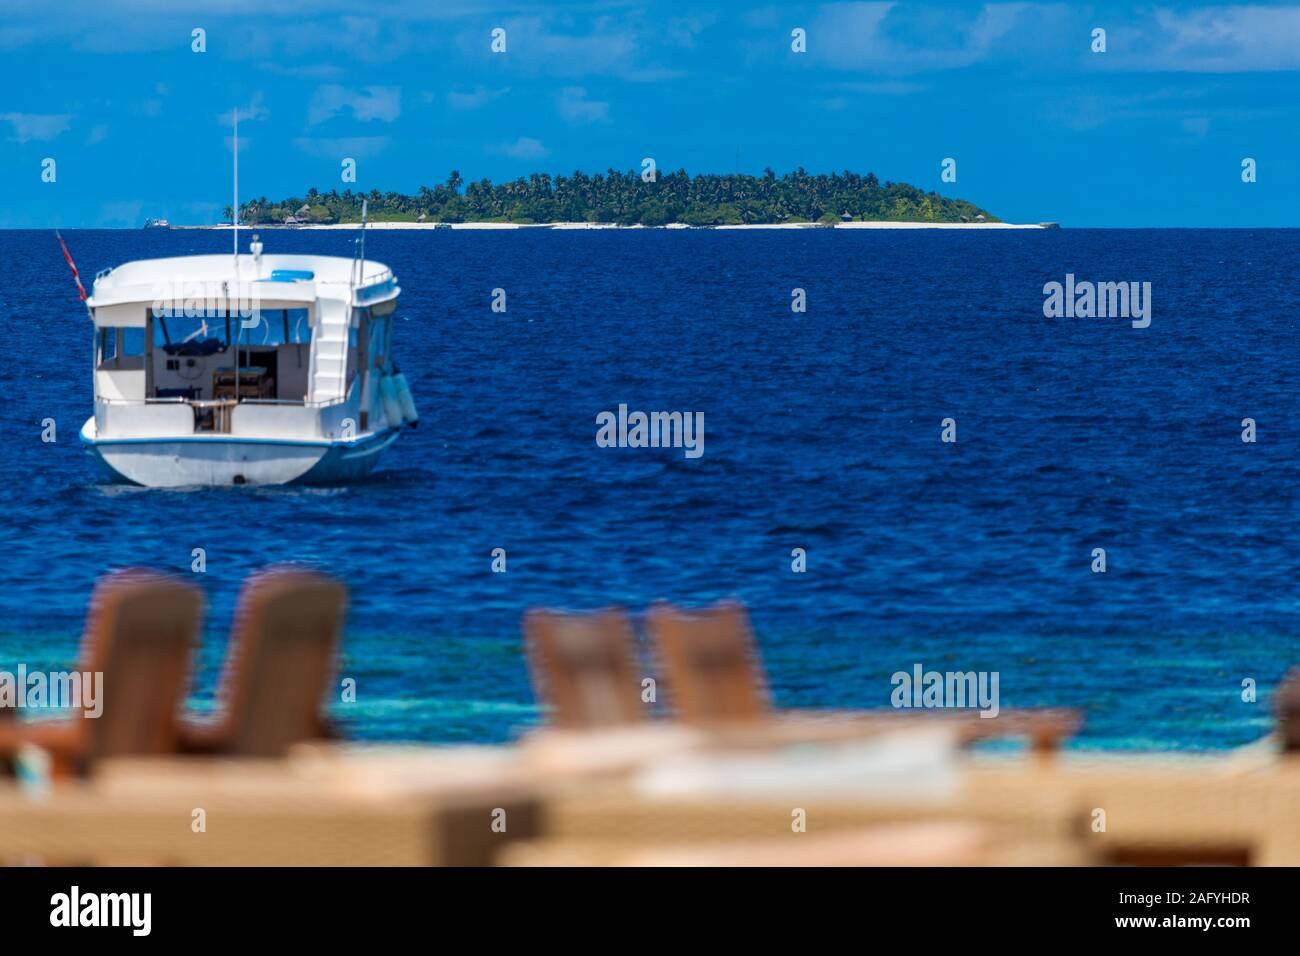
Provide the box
[79,234,418,487]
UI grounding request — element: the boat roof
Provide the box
[88,253,398,309]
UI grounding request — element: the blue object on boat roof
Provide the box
[264,269,315,282]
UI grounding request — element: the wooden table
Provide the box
[213,366,270,401]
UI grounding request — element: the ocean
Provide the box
[2,226,1296,750]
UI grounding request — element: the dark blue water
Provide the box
[3,227,1297,751]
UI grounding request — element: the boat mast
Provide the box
[352,198,368,291]
[359,197,368,283]
[232,111,239,406]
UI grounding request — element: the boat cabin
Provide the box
[87,247,400,440]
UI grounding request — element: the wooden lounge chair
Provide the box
[645,601,770,723]
[0,569,203,778]
[646,601,1080,753]
[1275,668,1300,752]
[524,608,647,729]
[178,567,346,757]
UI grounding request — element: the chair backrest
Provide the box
[646,601,770,723]
[524,608,646,729]
[1276,668,1300,752]
[213,568,347,757]
[80,570,204,762]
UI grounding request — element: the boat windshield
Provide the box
[238,308,311,347]
[153,314,230,354]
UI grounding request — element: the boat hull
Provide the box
[80,418,400,488]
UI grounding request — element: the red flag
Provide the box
[55,230,88,302]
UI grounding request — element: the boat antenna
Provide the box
[360,197,368,278]
[232,110,239,270]
[353,198,368,291]
[232,109,240,406]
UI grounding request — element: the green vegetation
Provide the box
[224,168,997,226]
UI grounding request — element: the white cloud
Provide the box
[258,61,343,79]
[1041,86,1224,132]
[445,86,510,111]
[811,2,1065,73]
[490,136,550,161]
[1111,6,1300,72]
[662,13,717,48]
[308,85,401,125]
[219,93,270,126]
[455,15,671,80]
[0,112,72,143]
[804,3,1300,75]
[293,135,391,159]
[556,86,610,124]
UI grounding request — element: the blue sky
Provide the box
[2,0,1299,227]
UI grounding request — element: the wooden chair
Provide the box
[1275,668,1300,752]
[0,569,203,778]
[179,567,346,757]
[524,608,647,729]
[645,601,770,723]
[647,600,1079,752]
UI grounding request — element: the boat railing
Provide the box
[98,395,349,409]
[240,397,349,408]
[353,267,395,304]
[98,396,189,405]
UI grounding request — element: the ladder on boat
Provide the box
[309,297,350,403]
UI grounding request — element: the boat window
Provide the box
[98,328,117,363]
[240,308,310,346]
[153,314,229,356]
[123,327,145,356]
[96,326,145,370]
[288,309,310,344]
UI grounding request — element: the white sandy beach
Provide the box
[201,220,1051,231]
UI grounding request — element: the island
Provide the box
[220,168,1013,228]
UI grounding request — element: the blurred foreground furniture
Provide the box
[504,742,1300,867]
[1275,667,1300,751]
[646,600,769,720]
[965,753,1300,866]
[524,608,645,728]
[0,746,541,866]
[646,601,1079,752]
[178,567,346,757]
[0,570,203,778]
[506,725,1094,866]
[507,821,1004,866]
[3,740,1297,866]
[525,602,1079,754]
